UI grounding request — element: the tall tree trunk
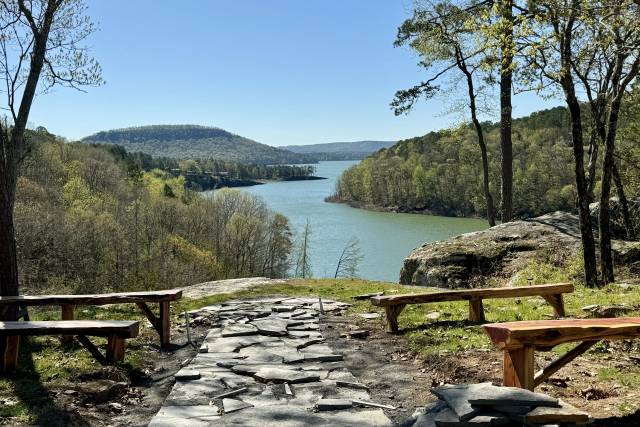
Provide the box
[0,2,56,315]
[500,0,514,223]
[457,49,496,227]
[612,162,633,239]
[586,132,599,204]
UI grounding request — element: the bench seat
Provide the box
[0,320,139,373]
[371,283,574,332]
[0,289,181,346]
[483,317,640,390]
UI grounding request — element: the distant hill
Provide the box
[283,140,396,160]
[81,125,312,164]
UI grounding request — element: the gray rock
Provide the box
[316,398,353,411]
[222,323,259,337]
[222,398,254,414]
[465,385,560,408]
[254,366,321,384]
[434,406,511,426]
[359,313,381,319]
[433,383,559,421]
[217,406,391,426]
[251,319,289,336]
[175,369,201,381]
[303,353,344,362]
[148,405,221,426]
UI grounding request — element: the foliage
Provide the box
[14,132,294,293]
[81,125,314,165]
[332,107,576,218]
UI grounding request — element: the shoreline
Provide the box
[324,196,484,220]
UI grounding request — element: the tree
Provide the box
[498,0,514,223]
[334,237,363,278]
[0,0,101,315]
[571,0,640,282]
[522,0,599,286]
[523,0,640,285]
[294,220,312,279]
[391,0,497,226]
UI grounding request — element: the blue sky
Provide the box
[28,0,561,146]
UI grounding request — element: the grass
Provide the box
[3,276,640,423]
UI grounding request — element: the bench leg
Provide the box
[2,336,20,373]
[106,335,126,363]
[159,301,171,346]
[543,294,565,317]
[61,304,74,345]
[384,304,406,333]
[468,298,485,322]
[503,346,535,391]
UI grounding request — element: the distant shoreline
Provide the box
[196,175,328,191]
[324,196,483,219]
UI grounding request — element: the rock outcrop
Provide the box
[400,211,640,287]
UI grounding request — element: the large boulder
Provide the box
[400,212,587,287]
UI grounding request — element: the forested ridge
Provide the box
[332,105,640,219]
[82,124,314,165]
[15,129,294,294]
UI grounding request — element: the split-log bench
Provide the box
[483,317,640,391]
[0,289,181,346]
[0,320,139,373]
[370,283,573,333]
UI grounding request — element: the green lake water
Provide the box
[221,160,488,282]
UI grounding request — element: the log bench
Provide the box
[0,289,181,346]
[0,320,139,373]
[370,283,573,333]
[483,317,640,391]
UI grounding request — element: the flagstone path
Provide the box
[149,297,393,426]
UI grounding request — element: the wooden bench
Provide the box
[0,320,139,373]
[0,289,181,346]
[370,283,573,333]
[483,317,640,390]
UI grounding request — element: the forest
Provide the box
[15,129,294,294]
[81,124,315,165]
[332,94,640,221]
[106,144,317,190]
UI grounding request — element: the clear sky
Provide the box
[28,0,561,146]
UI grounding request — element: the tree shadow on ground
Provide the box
[593,410,640,426]
[399,319,482,334]
[8,338,90,427]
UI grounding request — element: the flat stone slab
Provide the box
[434,407,510,426]
[519,400,589,425]
[251,319,289,336]
[432,383,559,421]
[222,323,259,337]
[149,405,221,426]
[174,369,200,381]
[465,384,560,408]
[222,398,254,414]
[316,398,353,411]
[254,366,321,384]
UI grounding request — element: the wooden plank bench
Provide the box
[0,289,181,346]
[483,317,640,391]
[0,320,139,373]
[370,283,573,333]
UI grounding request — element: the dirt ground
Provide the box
[324,311,640,426]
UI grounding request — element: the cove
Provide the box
[212,160,488,282]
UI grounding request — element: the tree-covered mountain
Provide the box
[330,107,578,218]
[284,140,396,160]
[81,124,313,164]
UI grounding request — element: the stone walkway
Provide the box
[149,297,393,426]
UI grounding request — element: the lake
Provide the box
[238,160,487,282]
